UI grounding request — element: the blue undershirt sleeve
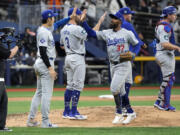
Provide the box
[82,21,97,38]
[54,17,70,31]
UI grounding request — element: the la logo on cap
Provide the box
[48,13,51,16]
[124,10,127,13]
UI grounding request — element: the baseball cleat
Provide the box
[155,105,166,110]
[154,100,166,110]
[122,112,136,124]
[69,113,88,120]
[62,111,70,119]
[161,105,176,112]
[69,110,87,120]
[0,127,13,132]
[112,113,124,124]
[122,107,127,117]
[155,104,176,112]
[154,100,160,108]
[167,105,176,112]
[41,123,59,128]
[27,119,40,127]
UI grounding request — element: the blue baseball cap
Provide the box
[119,7,135,15]
[68,8,82,16]
[109,11,124,22]
[41,10,58,19]
[160,6,177,17]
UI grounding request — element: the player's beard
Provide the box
[109,22,119,31]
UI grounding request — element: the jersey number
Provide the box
[65,37,70,49]
[117,44,124,52]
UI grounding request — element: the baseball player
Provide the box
[154,6,180,111]
[81,10,139,124]
[27,9,76,128]
[60,8,88,120]
[119,7,145,123]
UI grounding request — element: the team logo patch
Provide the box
[40,38,46,43]
[164,35,169,40]
[81,30,86,34]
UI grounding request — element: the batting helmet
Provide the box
[160,6,177,17]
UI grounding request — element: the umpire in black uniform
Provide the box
[0,44,19,131]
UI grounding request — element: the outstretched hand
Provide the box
[70,7,77,19]
[98,12,107,24]
[142,43,148,49]
[80,9,87,22]
[93,12,107,31]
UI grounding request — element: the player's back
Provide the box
[60,24,87,55]
[36,26,56,59]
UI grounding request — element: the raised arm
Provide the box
[80,10,106,38]
[54,7,77,30]
[82,21,97,38]
[93,12,107,31]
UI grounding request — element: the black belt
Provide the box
[68,53,85,56]
[111,60,125,65]
[38,57,54,60]
[49,57,54,60]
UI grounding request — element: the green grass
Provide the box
[8,100,180,114]
[0,127,180,135]
[4,88,180,134]
[7,88,180,98]
[7,88,180,114]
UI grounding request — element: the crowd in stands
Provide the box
[0,0,179,22]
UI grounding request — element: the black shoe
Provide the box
[0,127,13,132]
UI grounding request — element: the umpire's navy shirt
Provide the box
[0,45,11,78]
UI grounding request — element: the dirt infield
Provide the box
[7,106,180,127]
[6,86,180,127]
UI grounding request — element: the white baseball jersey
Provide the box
[60,24,87,55]
[96,28,138,62]
[36,26,56,59]
[155,25,174,55]
[155,23,175,77]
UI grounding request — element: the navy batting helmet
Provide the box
[160,6,177,17]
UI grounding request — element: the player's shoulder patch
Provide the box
[40,38,46,43]
[81,29,87,34]
[164,25,171,33]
